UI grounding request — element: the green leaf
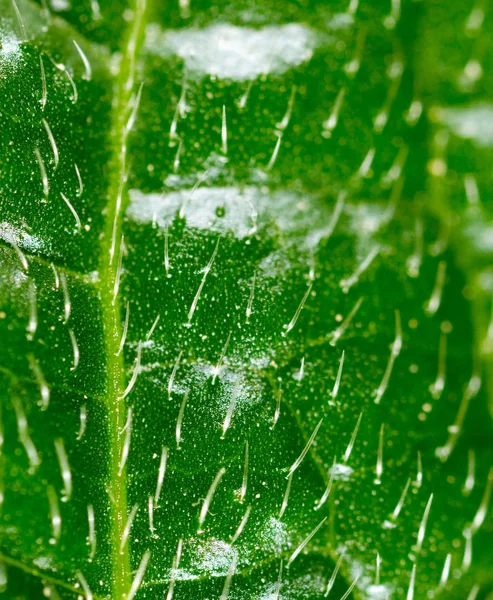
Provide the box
[1,0,492,599]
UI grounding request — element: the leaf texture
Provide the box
[0,0,492,599]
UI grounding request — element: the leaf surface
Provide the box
[0,1,492,599]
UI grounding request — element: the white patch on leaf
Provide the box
[50,0,71,10]
[0,32,22,74]
[438,103,493,148]
[175,538,237,579]
[127,186,332,251]
[463,220,493,253]
[257,516,290,554]
[329,462,354,481]
[33,556,53,569]
[0,222,47,254]
[145,23,321,81]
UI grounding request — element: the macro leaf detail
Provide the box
[0,0,492,599]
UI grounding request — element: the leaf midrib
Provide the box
[96,0,148,596]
